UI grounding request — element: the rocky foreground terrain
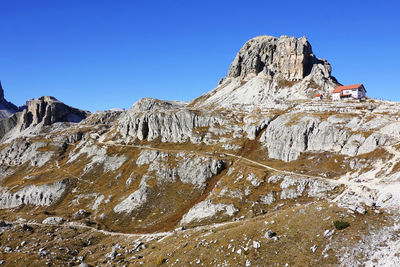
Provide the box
[1,35,400,266]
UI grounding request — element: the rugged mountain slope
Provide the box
[1,35,400,266]
[190,35,340,108]
[0,82,18,119]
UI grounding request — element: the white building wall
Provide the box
[332,93,340,101]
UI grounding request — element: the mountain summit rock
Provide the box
[191,35,340,108]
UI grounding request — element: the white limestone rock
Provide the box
[260,192,276,205]
[268,175,336,199]
[118,98,225,144]
[280,176,308,199]
[42,216,64,225]
[246,173,263,187]
[0,180,68,209]
[0,141,55,168]
[308,180,337,198]
[68,141,126,173]
[180,200,238,225]
[136,150,224,188]
[357,133,389,155]
[113,180,148,214]
[258,112,391,162]
[260,114,319,162]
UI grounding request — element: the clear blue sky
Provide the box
[1,0,399,111]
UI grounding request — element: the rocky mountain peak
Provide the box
[226,35,328,81]
[191,35,340,108]
[0,80,4,99]
[20,96,89,127]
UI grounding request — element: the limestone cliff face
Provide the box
[118,98,226,143]
[191,35,340,108]
[0,180,68,209]
[259,112,394,162]
[227,35,316,81]
[21,96,88,127]
[116,98,400,163]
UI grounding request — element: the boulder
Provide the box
[42,216,64,225]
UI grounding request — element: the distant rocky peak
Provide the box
[0,81,18,119]
[0,80,4,99]
[20,96,89,127]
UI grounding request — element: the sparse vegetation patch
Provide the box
[333,220,350,230]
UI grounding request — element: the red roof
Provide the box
[333,84,363,93]
[315,94,322,97]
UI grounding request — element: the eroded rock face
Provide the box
[268,175,337,199]
[113,179,148,214]
[68,140,127,173]
[259,113,395,162]
[118,98,225,143]
[42,216,64,225]
[136,150,225,187]
[228,35,318,81]
[0,141,55,168]
[0,180,68,209]
[113,150,225,214]
[179,200,238,225]
[20,96,89,128]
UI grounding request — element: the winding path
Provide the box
[100,140,373,191]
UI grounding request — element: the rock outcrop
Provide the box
[0,140,55,168]
[113,150,225,214]
[0,180,68,209]
[118,98,225,143]
[191,35,340,108]
[20,96,89,127]
[259,112,395,162]
[179,200,238,225]
[0,81,18,119]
